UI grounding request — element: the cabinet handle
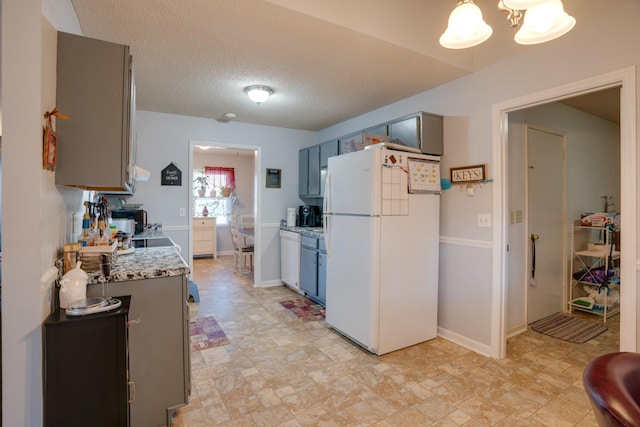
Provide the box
[127,318,141,328]
[128,381,136,403]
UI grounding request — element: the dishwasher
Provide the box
[280,230,301,291]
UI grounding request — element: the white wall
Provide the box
[2,1,85,425]
[506,102,620,333]
[131,110,314,282]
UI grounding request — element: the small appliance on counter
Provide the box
[111,209,147,234]
[297,205,321,227]
[286,207,297,227]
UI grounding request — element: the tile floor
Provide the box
[175,255,619,426]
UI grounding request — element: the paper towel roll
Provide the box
[287,208,296,226]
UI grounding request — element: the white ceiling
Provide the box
[69,0,619,131]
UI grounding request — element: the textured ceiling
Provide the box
[69,0,619,131]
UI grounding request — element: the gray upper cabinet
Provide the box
[299,145,321,197]
[319,140,338,169]
[298,149,309,197]
[55,32,137,194]
[388,112,443,155]
[308,145,321,196]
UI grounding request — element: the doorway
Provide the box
[492,67,636,358]
[526,126,566,324]
[188,141,260,287]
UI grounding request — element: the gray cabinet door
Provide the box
[87,275,189,427]
[320,140,338,168]
[308,145,321,196]
[388,115,421,152]
[388,112,443,155]
[299,148,309,197]
[317,251,327,304]
[56,32,136,193]
[300,246,318,296]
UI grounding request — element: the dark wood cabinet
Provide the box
[44,296,131,427]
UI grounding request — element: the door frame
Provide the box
[525,124,568,325]
[491,66,637,358]
[188,140,261,287]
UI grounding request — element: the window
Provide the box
[205,166,235,190]
[193,167,236,224]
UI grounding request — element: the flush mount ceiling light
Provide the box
[440,0,575,49]
[244,85,273,105]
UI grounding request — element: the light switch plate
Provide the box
[478,213,491,228]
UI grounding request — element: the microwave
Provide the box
[111,209,147,235]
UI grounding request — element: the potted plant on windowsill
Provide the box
[193,174,209,197]
[220,185,233,198]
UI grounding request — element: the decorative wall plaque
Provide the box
[266,168,281,188]
[161,162,182,186]
[449,164,486,184]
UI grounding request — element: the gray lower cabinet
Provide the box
[299,235,326,305]
[318,251,327,304]
[300,244,318,297]
[88,275,190,427]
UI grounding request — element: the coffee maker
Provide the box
[297,205,321,227]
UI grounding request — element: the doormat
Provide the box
[279,298,325,322]
[530,312,608,343]
[190,316,230,351]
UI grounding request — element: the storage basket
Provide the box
[79,241,118,273]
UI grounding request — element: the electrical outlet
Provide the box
[478,213,491,228]
[179,208,185,217]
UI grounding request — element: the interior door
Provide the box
[527,126,566,323]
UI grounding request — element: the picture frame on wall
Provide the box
[266,168,281,188]
[44,127,57,170]
[449,164,486,184]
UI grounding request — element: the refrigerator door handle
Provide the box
[323,170,332,256]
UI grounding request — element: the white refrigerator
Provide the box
[323,144,440,355]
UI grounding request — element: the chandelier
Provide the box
[440,0,576,49]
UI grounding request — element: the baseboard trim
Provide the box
[256,280,283,288]
[437,326,491,357]
[507,323,527,338]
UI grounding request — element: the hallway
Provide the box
[175,256,618,426]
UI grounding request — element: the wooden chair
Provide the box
[230,227,253,274]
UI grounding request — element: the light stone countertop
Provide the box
[87,246,190,285]
[279,225,324,239]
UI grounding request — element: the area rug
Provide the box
[279,298,325,321]
[190,316,230,351]
[530,312,608,343]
